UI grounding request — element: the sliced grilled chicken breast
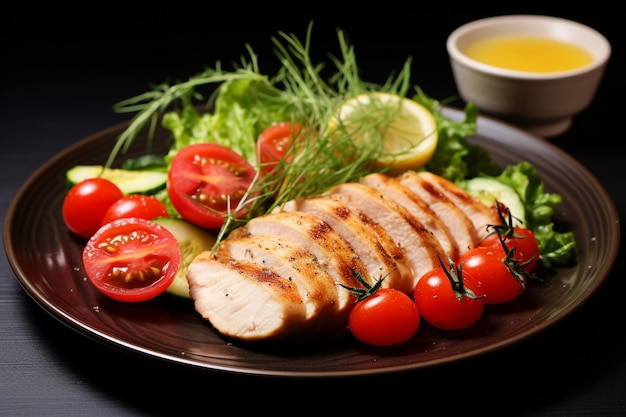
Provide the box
[275,195,413,290]
[397,170,478,254]
[359,173,459,260]
[187,253,307,341]
[187,170,505,343]
[229,211,368,313]
[326,182,446,291]
[416,171,500,239]
[216,234,345,339]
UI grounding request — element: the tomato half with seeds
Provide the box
[82,218,181,302]
[256,122,305,176]
[167,143,258,229]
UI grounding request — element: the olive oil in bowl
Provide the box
[462,35,594,73]
[446,15,610,137]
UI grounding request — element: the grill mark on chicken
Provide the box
[187,252,307,341]
[416,172,500,239]
[353,207,412,269]
[326,182,445,291]
[360,173,459,260]
[275,195,413,290]
[216,234,344,339]
[397,170,478,254]
[229,211,367,311]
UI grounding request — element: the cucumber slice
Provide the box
[463,177,526,226]
[153,217,216,299]
[66,165,167,195]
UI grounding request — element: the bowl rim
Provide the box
[446,14,612,80]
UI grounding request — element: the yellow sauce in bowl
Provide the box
[462,35,594,72]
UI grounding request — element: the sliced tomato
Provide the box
[82,218,181,302]
[256,122,306,176]
[167,143,258,229]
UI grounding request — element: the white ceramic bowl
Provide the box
[446,15,611,137]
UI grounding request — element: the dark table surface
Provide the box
[2,5,624,416]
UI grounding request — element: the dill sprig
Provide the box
[106,21,418,246]
[107,66,266,168]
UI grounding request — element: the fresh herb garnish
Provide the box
[105,22,577,267]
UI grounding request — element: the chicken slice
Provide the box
[360,172,459,260]
[187,252,307,342]
[275,195,413,290]
[415,171,500,240]
[397,170,478,254]
[326,182,446,291]
[229,211,367,314]
[216,234,345,338]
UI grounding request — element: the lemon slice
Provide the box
[331,92,438,175]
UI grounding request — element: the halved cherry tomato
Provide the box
[82,218,181,302]
[256,122,305,176]
[62,177,124,239]
[348,288,420,346]
[167,143,258,229]
[101,194,169,226]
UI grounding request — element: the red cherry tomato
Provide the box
[459,246,526,304]
[82,218,181,302]
[62,178,124,238]
[481,226,540,272]
[167,143,258,229]
[101,194,169,225]
[256,122,306,176]
[348,288,420,346]
[414,261,485,331]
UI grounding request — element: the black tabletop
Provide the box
[2,5,624,416]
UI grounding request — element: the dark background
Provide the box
[3,4,622,121]
[2,3,624,416]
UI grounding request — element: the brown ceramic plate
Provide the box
[4,107,620,377]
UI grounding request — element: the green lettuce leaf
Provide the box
[496,162,577,268]
[162,78,288,165]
